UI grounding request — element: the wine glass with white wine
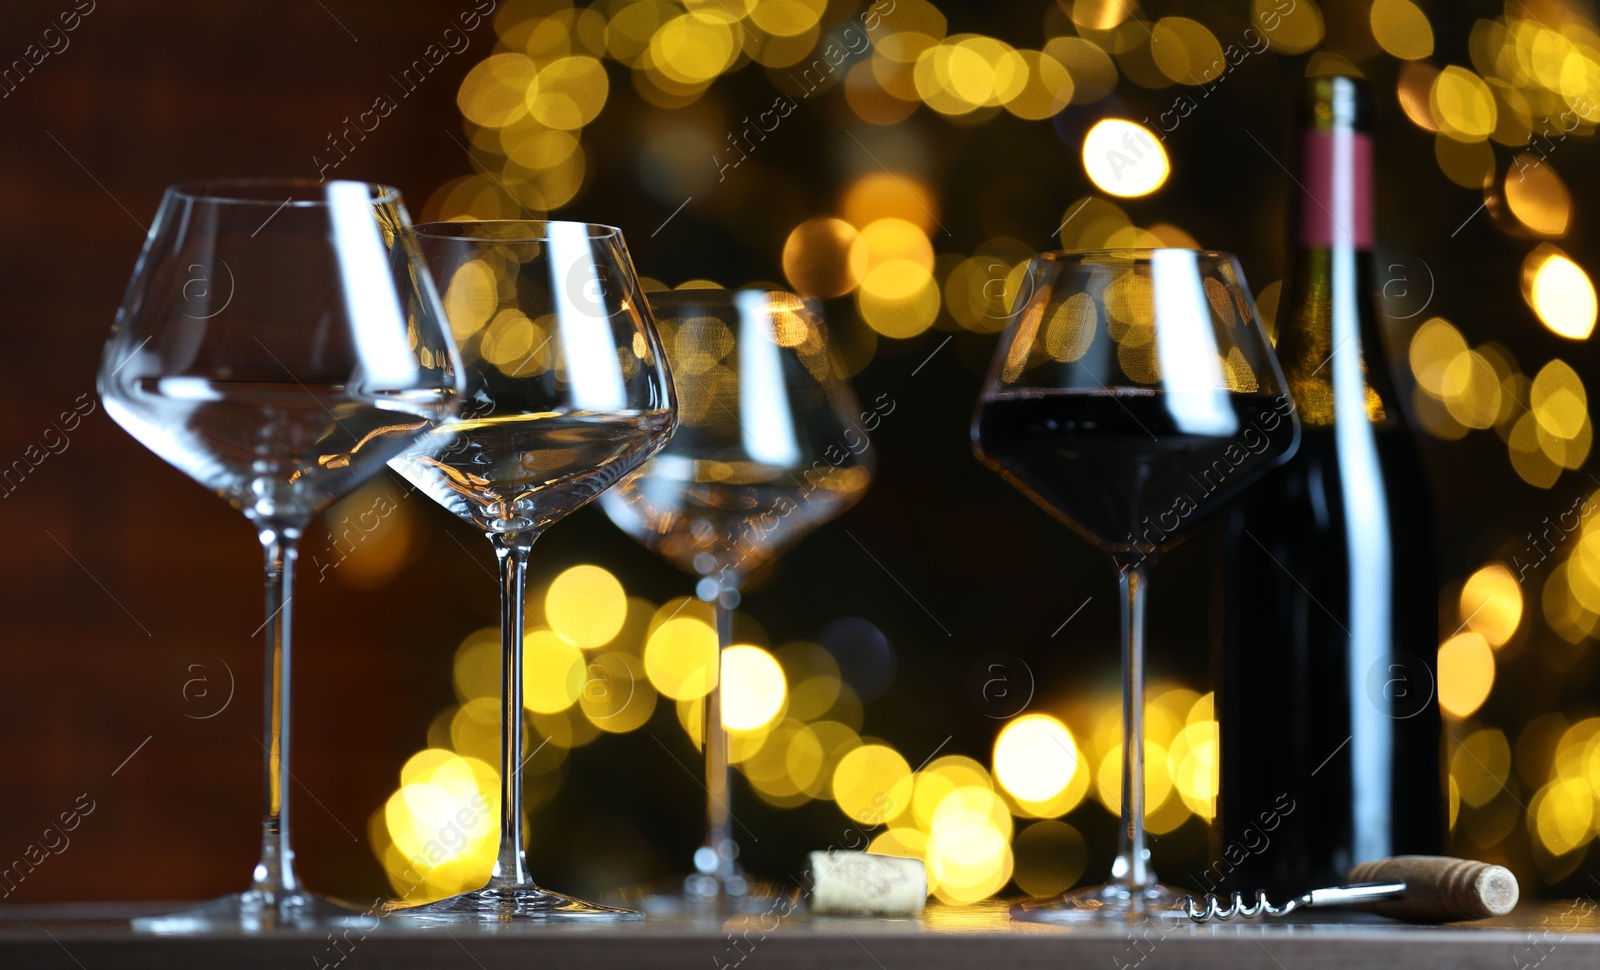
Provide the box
[601,288,873,909]
[386,220,676,921]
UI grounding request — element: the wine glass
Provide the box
[98,179,464,931]
[386,220,676,921]
[973,249,1299,920]
[600,288,874,909]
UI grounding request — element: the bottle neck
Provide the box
[1294,129,1373,250]
[1275,126,1402,430]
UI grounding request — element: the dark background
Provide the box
[0,0,1595,906]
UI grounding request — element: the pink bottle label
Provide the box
[1298,130,1373,250]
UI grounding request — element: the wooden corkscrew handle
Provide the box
[1347,855,1518,923]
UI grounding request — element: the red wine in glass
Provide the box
[976,387,1296,559]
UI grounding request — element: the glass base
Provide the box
[132,890,374,933]
[1011,882,1190,922]
[607,873,786,916]
[388,885,641,923]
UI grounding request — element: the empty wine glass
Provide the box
[973,250,1299,920]
[98,179,463,931]
[600,288,874,909]
[386,221,676,921]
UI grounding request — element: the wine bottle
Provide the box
[1214,74,1444,897]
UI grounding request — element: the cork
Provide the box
[1348,855,1518,923]
[808,852,927,916]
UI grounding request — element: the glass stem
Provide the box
[697,585,738,892]
[1111,564,1154,894]
[252,524,304,904]
[488,530,537,890]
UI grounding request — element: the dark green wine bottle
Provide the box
[1215,74,1445,897]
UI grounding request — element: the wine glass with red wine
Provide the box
[974,249,1299,920]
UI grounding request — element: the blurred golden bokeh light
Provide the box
[1431,66,1497,142]
[382,747,500,900]
[1397,61,1440,131]
[927,786,1014,903]
[1150,17,1223,86]
[1531,777,1595,856]
[1081,119,1169,197]
[1528,360,1592,474]
[720,644,787,731]
[1524,248,1598,341]
[1452,728,1511,809]
[1460,562,1523,647]
[527,55,609,129]
[458,52,540,128]
[782,217,862,298]
[545,564,628,647]
[1006,50,1075,119]
[1095,742,1173,817]
[522,631,586,713]
[645,615,719,700]
[852,216,940,339]
[1254,0,1324,53]
[833,743,913,824]
[1505,158,1572,236]
[993,714,1079,804]
[1370,0,1433,61]
[1438,632,1495,719]
[1069,0,1130,31]
[1169,718,1220,819]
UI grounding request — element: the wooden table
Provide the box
[1,900,1596,968]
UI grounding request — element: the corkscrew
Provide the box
[1176,882,1406,923]
[1175,856,1520,925]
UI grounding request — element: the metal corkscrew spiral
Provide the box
[1176,882,1408,923]
[1179,889,1283,921]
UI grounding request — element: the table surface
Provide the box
[1,899,1596,969]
